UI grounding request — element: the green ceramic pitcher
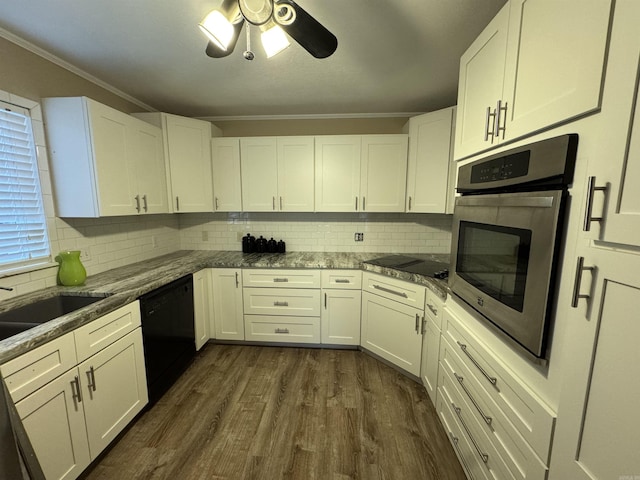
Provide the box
[56,250,87,286]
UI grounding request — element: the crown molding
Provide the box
[0,27,156,112]
[197,112,422,122]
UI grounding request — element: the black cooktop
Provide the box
[366,255,449,279]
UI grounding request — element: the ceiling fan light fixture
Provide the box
[199,10,234,50]
[261,24,290,58]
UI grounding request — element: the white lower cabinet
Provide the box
[193,268,213,349]
[2,302,147,480]
[211,268,245,341]
[321,269,362,346]
[420,289,444,404]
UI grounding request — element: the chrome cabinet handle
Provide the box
[449,432,475,480]
[86,366,96,392]
[495,100,508,140]
[335,279,350,284]
[273,301,289,307]
[273,278,289,283]
[355,197,358,211]
[372,284,408,298]
[362,196,366,211]
[215,197,219,210]
[235,271,239,288]
[454,373,493,426]
[415,313,420,334]
[583,176,607,231]
[408,196,412,211]
[571,256,595,308]
[135,195,141,213]
[452,402,489,464]
[485,106,497,142]
[324,292,327,309]
[427,303,438,317]
[279,196,283,210]
[176,196,180,211]
[71,375,82,403]
[456,341,498,389]
[272,196,276,210]
[275,328,290,334]
[142,194,148,212]
[421,316,426,335]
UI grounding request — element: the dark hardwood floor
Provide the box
[85,344,466,480]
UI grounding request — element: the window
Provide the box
[0,100,51,270]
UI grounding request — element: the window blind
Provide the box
[0,102,51,269]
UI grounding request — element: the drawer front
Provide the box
[74,301,141,363]
[321,269,362,289]
[441,340,549,480]
[242,269,320,288]
[425,288,444,329]
[1,332,77,402]
[244,315,320,343]
[442,309,555,462]
[439,367,517,480]
[362,271,426,308]
[243,288,321,317]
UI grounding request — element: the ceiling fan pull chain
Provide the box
[243,23,255,60]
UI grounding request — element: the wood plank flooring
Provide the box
[84,345,466,480]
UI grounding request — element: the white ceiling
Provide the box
[0,0,506,119]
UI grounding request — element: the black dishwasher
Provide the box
[139,274,195,405]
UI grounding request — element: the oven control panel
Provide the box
[470,151,530,183]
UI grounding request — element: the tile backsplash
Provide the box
[179,212,453,254]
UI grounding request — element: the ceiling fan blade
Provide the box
[275,0,337,59]
[205,19,244,58]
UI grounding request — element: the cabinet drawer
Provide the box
[74,301,141,363]
[321,270,362,289]
[362,271,425,308]
[424,289,444,329]
[244,315,320,343]
[242,269,320,288]
[243,288,320,317]
[440,343,548,480]
[442,309,555,462]
[1,332,77,403]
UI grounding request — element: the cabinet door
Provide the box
[277,136,315,211]
[129,118,169,214]
[420,319,441,404]
[549,247,640,479]
[80,328,148,458]
[454,3,509,160]
[211,137,243,211]
[315,135,361,211]
[321,288,361,345]
[503,0,612,141]
[164,114,213,212]
[16,368,91,480]
[88,99,138,216]
[361,291,423,376]
[212,269,245,340]
[360,135,408,212]
[240,137,278,211]
[406,108,454,213]
[193,269,212,349]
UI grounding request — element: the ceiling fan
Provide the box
[199,0,338,60]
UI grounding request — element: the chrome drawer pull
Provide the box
[456,341,498,390]
[449,432,475,480]
[86,366,97,392]
[142,194,148,212]
[135,195,141,213]
[452,402,489,464]
[335,279,350,284]
[372,284,408,298]
[426,303,438,316]
[454,373,493,426]
[71,376,82,403]
[275,328,290,334]
[571,256,595,308]
[273,301,289,307]
[583,176,607,231]
[415,314,420,334]
[273,278,289,283]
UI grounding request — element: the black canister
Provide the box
[267,237,278,253]
[277,240,286,253]
[255,236,267,253]
[242,233,256,253]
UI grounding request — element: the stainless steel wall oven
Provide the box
[450,134,578,360]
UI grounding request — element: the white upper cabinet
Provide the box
[315,135,408,212]
[360,135,408,212]
[211,137,243,212]
[455,0,612,160]
[405,107,455,214]
[240,136,315,212]
[134,112,213,213]
[43,97,168,217]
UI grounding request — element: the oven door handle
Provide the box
[455,195,555,208]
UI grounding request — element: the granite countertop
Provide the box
[0,250,450,364]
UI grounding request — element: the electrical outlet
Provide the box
[81,250,91,262]
[354,232,364,242]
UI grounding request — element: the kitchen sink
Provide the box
[0,294,107,341]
